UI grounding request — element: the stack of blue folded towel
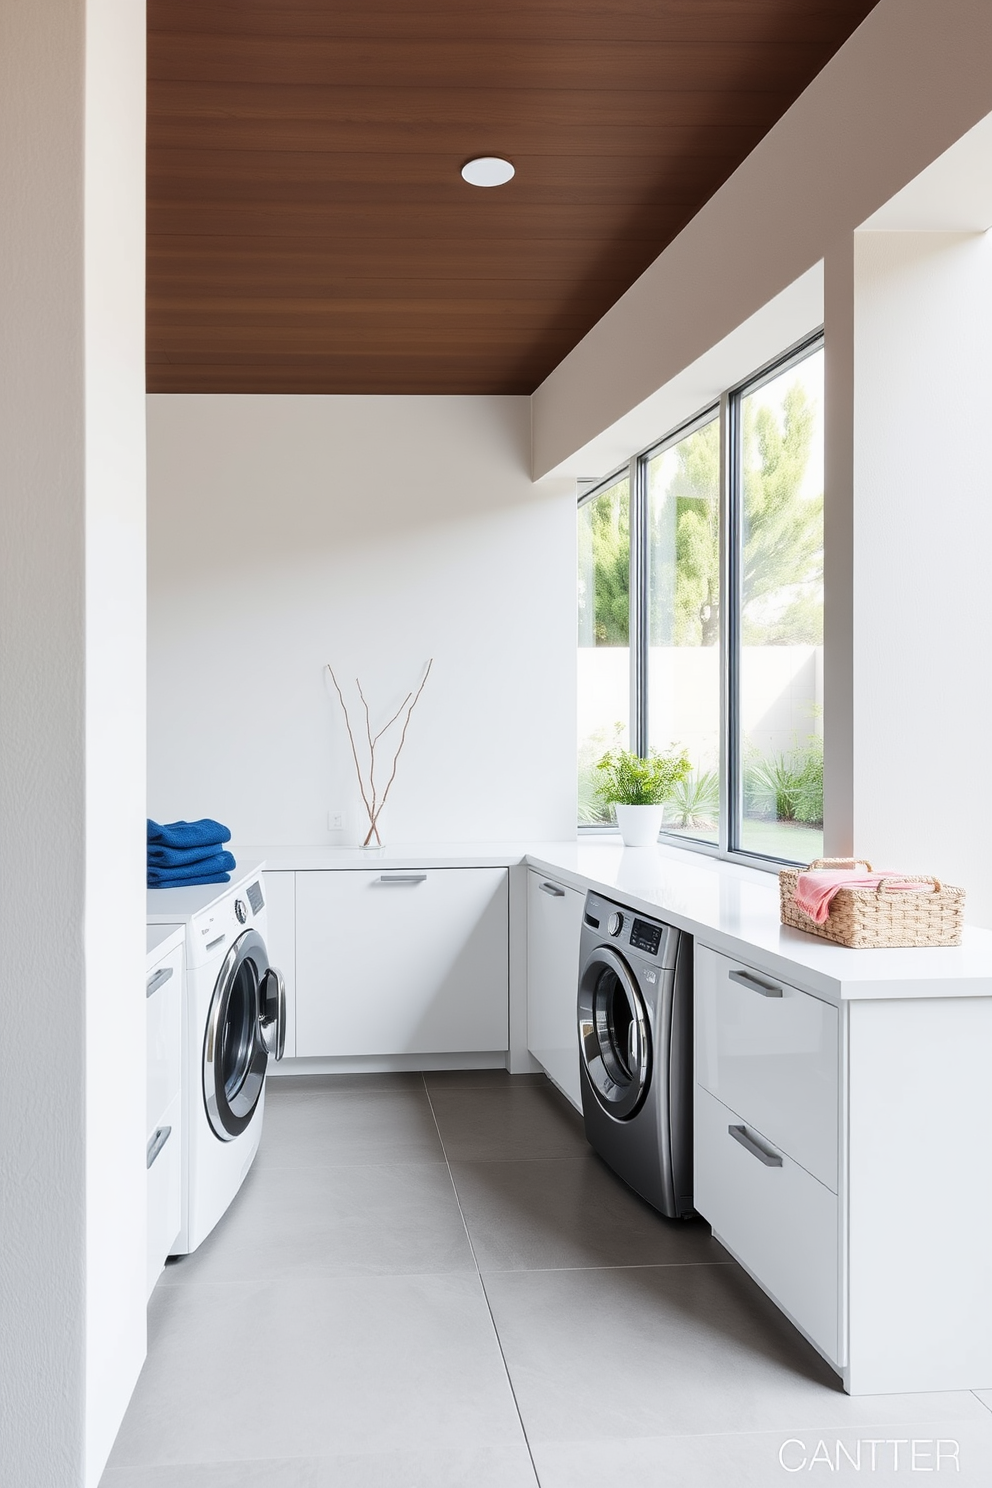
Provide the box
[147,819,236,888]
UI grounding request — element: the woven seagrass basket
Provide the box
[779,857,966,949]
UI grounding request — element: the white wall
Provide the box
[83,3,149,1481]
[0,2,147,1485]
[849,230,992,924]
[148,396,576,847]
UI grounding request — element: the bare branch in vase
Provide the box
[326,659,434,847]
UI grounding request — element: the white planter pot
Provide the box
[614,803,664,847]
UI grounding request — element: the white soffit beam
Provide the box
[532,0,992,481]
[542,264,823,482]
[860,108,992,232]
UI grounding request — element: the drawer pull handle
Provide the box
[377,874,427,885]
[729,968,783,998]
[146,1125,172,1169]
[728,1124,783,1167]
[540,881,565,897]
[146,966,174,998]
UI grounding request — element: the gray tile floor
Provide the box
[102,1071,992,1486]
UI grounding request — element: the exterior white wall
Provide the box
[533,0,992,481]
[848,230,992,925]
[0,2,147,1486]
[147,396,576,847]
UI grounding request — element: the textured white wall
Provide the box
[147,395,576,847]
[0,2,88,1479]
[0,2,147,1484]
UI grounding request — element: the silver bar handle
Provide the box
[146,966,174,999]
[728,1124,783,1167]
[729,967,783,998]
[539,881,565,897]
[146,1125,172,1169]
[377,874,428,884]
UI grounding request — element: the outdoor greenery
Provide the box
[595,745,692,808]
[667,768,721,830]
[580,384,823,651]
[745,731,824,827]
[577,476,630,645]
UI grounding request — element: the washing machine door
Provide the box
[577,945,651,1120]
[203,929,285,1140]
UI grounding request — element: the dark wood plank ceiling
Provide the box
[147,1,878,395]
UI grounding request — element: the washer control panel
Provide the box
[630,918,662,955]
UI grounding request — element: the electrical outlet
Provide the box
[328,811,344,831]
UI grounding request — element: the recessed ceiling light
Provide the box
[461,157,515,188]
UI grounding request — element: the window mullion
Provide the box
[719,390,735,857]
[628,454,648,757]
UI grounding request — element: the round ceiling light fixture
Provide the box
[461,156,515,188]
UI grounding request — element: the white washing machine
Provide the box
[147,863,285,1254]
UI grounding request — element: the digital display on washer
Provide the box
[630,918,662,955]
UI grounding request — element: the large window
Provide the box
[577,336,824,866]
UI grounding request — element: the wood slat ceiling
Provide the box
[147,0,879,395]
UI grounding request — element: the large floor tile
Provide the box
[107,1273,526,1468]
[484,1264,990,1443]
[268,1071,426,1093]
[451,1153,728,1272]
[424,1069,548,1091]
[256,1083,445,1169]
[532,1421,992,1487]
[429,1083,587,1162]
[101,1443,538,1488]
[160,1161,475,1283]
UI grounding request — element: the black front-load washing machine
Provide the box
[577,890,693,1218]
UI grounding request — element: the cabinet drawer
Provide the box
[295,868,508,1057]
[526,871,585,1110]
[694,1083,839,1363]
[147,1092,181,1298]
[695,945,838,1190]
[146,944,183,1130]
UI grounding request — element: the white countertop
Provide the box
[241,843,529,871]
[236,838,992,1004]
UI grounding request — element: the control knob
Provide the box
[235,899,247,924]
[607,911,624,937]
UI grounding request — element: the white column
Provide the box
[828,228,992,922]
[0,3,147,1484]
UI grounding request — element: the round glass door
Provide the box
[577,947,651,1120]
[203,929,269,1140]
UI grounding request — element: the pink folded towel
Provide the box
[795,870,930,925]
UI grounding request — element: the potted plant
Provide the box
[595,745,693,846]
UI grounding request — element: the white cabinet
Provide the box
[526,869,585,1110]
[294,867,508,1057]
[693,941,992,1394]
[695,1082,839,1361]
[145,939,183,1298]
[695,945,838,1190]
[695,944,841,1368]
